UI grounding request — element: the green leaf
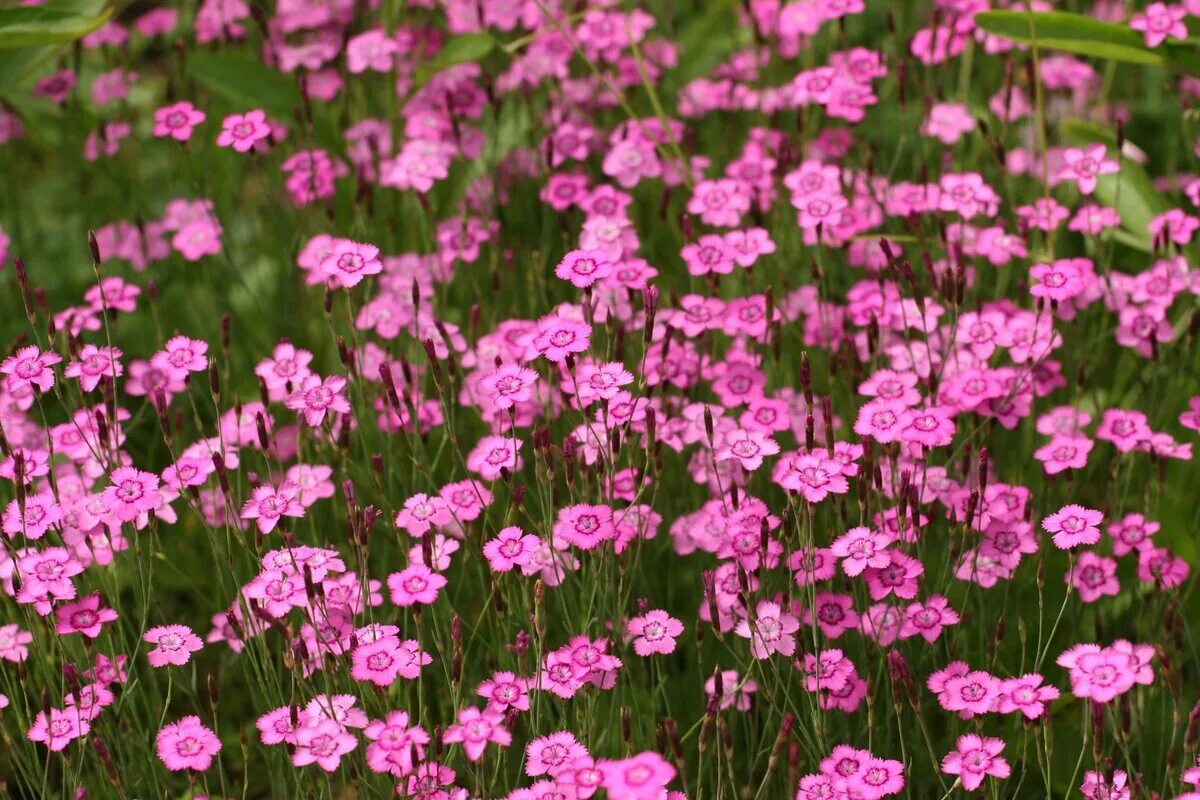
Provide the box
[186,50,302,120]
[975,10,1200,76]
[1061,119,1169,252]
[414,33,496,87]
[0,4,111,49]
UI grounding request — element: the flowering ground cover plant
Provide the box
[3,0,1200,798]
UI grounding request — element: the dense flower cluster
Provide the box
[2,0,1200,799]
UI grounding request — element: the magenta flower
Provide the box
[941,734,1010,791]
[626,610,684,656]
[483,526,540,572]
[599,752,676,800]
[363,710,429,777]
[156,716,221,771]
[0,624,33,662]
[320,238,382,288]
[1055,143,1118,194]
[101,467,163,523]
[442,706,511,762]
[64,344,122,391]
[1,346,61,394]
[241,481,305,533]
[351,637,431,686]
[153,101,206,141]
[1130,3,1188,47]
[387,564,447,606]
[714,426,780,471]
[144,624,203,667]
[292,719,358,771]
[829,526,893,577]
[286,374,351,427]
[216,109,271,152]
[55,593,118,639]
[1034,434,1094,474]
[1067,552,1120,603]
[480,363,540,410]
[3,492,62,539]
[28,707,90,751]
[773,453,848,502]
[555,248,613,288]
[532,315,591,363]
[900,595,960,643]
[477,671,531,714]
[1042,504,1103,550]
[734,600,799,659]
[996,674,1059,719]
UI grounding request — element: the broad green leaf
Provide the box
[186,51,302,120]
[0,4,111,49]
[1061,118,1169,252]
[414,33,496,87]
[975,10,1200,76]
[0,1,109,92]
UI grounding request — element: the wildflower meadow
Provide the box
[4,0,1200,798]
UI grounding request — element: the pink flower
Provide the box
[1057,644,1142,703]
[101,467,163,523]
[28,707,90,751]
[704,670,756,711]
[996,674,1059,719]
[1042,504,1103,550]
[1096,408,1152,453]
[532,315,591,363]
[1055,143,1118,194]
[144,625,203,667]
[714,427,780,471]
[320,239,382,288]
[599,751,676,800]
[286,374,351,426]
[626,610,684,656]
[853,398,908,443]
[1034,434,1093,474]
[1067,551,1120,603]
[351,637,431,686]
[829,526,893,577]
[442,706,511,762]
[483,526,540,572]
[0,624,33,662]
[1029,259,1085,301]
[293,719,358,771]
[941,734,1010,791]
[1130,3,1188,47]
[217,109,271,152]
[773,453,848,502]
[387,564,447,606]
[480,363,539,410]
[241,481,305,533]
[156,716,220,771]
[553,504,615,550]
[55,593,119,638]
[394,492,453,537]
[477,671,531,714]
[1,346,61,393]
[936,668,1000,719]
[555,248,613,288]
[466,434,523,479]
[64,344,123,391]
[153,101,205,141]
[921,102,975,145]
[363,710,429,776]
[734,600,799,659]
[900,596,960,642]
[3,492,62,539]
